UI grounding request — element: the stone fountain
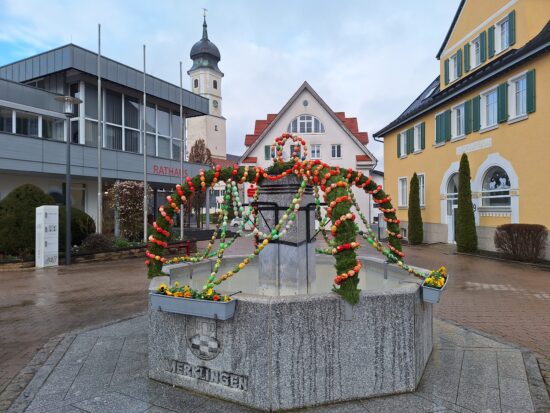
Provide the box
[148,175,433,411]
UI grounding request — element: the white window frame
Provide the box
[508,71,528,122]
[495,16,510,54]
[331,144,342,159]
[480,87,498,131]
[413,124,422,153]
[417,173,426,207]
[470,37,481,68]
[451,102,465,140]
[287,114,325,134]
[398,176,408,208]
[310,144,321,159]
[399,131,407,157]
[449,53,459,82]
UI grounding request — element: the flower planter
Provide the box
[149,293,236,320]
[421,274,449,304]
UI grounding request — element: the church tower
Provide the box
[187,13,226,159]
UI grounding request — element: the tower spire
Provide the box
[202,8,208,40]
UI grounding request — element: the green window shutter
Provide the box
[509,10,516,46]
[444,110,452,141]
[527,69,536,113]
[480,31,487,62]
[264,145,270,160]
[435,115,441,143]
[472,96,481,131]
[464,99,472,134]
[444,59,449,85]
[488,26,495,58]
[407,128,414,154]
[464,44,470,72]
[420,122,425,150]
[497,83,508,123]
[397,133,401,158]
[456,49,463,77]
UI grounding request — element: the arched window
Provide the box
[446,173,459,215]
[287,115,325,134]
[482,166,511,206]
[213,80,218,89]
[193,79,198,88]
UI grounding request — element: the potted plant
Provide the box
[150,282,237,320]
[421,267,448,304]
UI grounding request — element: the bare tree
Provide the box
[187,139,213,228]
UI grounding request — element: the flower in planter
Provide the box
[423,266,447,289]
[155,283,231,302]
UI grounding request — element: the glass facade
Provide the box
[42,116,64,140]
[16,111,39,136]
[0,107,13,133]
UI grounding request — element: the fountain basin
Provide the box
[148,257,433,411]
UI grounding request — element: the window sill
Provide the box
[507,114,528,125]
[399,155,408,159]
[413,150,423,155]
[433,142,446,148]
[398,206,408,210]
[479,124,498,134]
[450,134,466,142]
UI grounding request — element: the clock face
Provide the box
[213,100,219,108]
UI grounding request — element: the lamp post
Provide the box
[56,95,82,265]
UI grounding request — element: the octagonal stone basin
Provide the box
[148,256,433,412]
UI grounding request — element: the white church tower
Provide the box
[187,14,227,159]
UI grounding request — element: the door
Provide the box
[448,205,458,243]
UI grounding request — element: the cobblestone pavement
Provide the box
[1,237,550,410]
[7,314,550,413]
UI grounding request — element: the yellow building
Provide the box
[374,0,550,254]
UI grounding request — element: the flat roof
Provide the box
[0,44,209,117]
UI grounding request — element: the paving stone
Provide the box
[361,393,439,412]
[460,350,499,388]
[144,407,177,413]
[303,401,368,412]
[417,349,463,403]
[65,372,114,400]
[73,391,151,413]
[456,381,501,413]
[499,377,534,412]
[497,351,527,381]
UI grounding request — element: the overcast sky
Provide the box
[0,0,460,170]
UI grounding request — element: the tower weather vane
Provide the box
[203,8,207,18]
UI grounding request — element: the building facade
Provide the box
[186,16,227,161]
[0,44,210,227]
[239,81,380,225]
[375,0,550,253]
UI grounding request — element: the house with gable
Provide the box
[239,81,381,225]
[374,0,550,253]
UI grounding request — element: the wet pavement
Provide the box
[7,315,550,413]
[1,237,550,411]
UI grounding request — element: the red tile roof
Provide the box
[356,154,374,162]
[242,157,257,164]
[244,111,369,146]
[211,157,235,168]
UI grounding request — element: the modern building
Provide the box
[374,0,550,253]
[0,43,210,227]
[187,16,227,162]
[239,81,380,225]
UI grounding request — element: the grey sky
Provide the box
[0,0,460,169]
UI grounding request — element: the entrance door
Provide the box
[447,205,458,243]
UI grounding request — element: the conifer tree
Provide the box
[456,153,478,252]
[408,172,423,245]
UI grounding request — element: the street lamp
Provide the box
[55,95,82,265]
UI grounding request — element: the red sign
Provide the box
[247,185,257,198]
[152,165,189,177]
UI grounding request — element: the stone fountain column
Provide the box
[257,175,316,295]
